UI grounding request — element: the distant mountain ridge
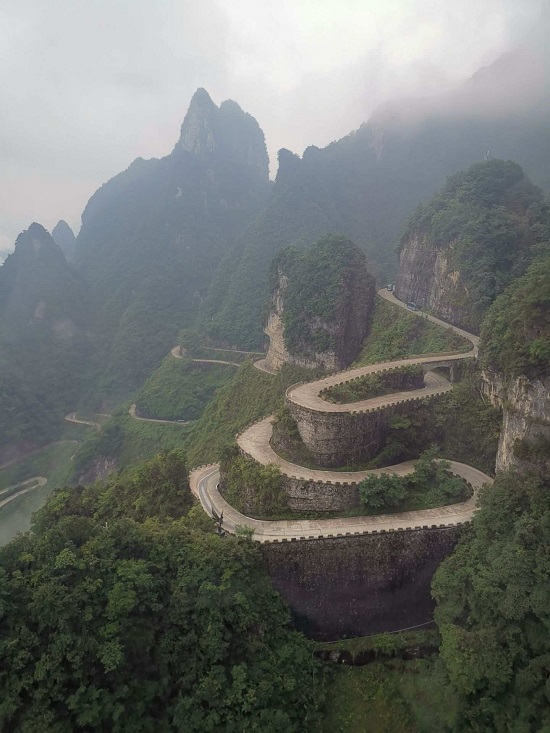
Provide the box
[0,223,96,461]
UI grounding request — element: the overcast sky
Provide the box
[0,0,544,255]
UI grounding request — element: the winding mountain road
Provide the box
[170,345,240,367]
[190,290,492,541]
[64,413,101,430]
[0,476,48,511]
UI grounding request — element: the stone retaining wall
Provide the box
[262,526,462,639]
[287,392,445,468]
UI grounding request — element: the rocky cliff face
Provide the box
[396,232,474,328]
[395,160,548,333]
[483,371,550,473]
[265,236,375,372]
[264,268,347,372]
[174,88,268,184]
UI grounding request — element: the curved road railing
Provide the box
[190,290,492,541]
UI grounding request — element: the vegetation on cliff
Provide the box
[400,160,550,329]
[0,451,321,731]
[0,224,98,456]
[433,468,550,731]
[184,361,323,466]
[270,234,374,362]
[481,254,550,380]
[358,450,469,512]
[220,447,288,517]
[321,364,424,404]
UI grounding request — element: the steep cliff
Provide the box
[264,235,375,371]
[481,256,550,472]
[396,160,549,332]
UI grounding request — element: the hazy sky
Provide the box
[0,0,544,254]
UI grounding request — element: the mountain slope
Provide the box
[204,42,550,349]
[51,220,76,261]
[74,89,270,402]
[0,223,96,461]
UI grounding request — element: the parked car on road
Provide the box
[407,302,418,311]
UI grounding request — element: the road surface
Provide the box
[190,289,493,540]
[128,404,193,426]
[64,413,101,430]
[0,476,48,511]
[170,345,240,367]
[190,463,490,542]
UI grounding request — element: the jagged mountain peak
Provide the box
[174,88,268,180]
[11,223,66,265]
[52,220,76,261]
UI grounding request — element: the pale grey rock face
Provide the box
[174,88,269,183]
[265,261,374,373]
[395,233,476,331]
[482,370,550,472]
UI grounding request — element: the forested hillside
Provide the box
[0,452,320,731]
[73,89,270,402]
[0,224,97,461]
[396,160,550,330]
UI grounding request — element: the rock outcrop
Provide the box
[396,232,473,327]
[264,235,375,372]
[395,160,548,332]
[174,88,269,184]
[482,372,550,473]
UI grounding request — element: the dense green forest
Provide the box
[482,254,550,380]
[0,224,98,458]
[0,452,321,731]
[432,468,550,731]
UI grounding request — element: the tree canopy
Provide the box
[0,451,320,732]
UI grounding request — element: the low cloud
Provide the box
[0,0,545,250]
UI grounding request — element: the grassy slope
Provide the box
[135,356,237,420]
[70,408,193,479]
[322,658,457,733]
[184,361,324,466]
[354,298,470,365]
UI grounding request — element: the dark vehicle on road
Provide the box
[407,302,418,311]
[386,283,394,291]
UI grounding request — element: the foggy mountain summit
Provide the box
[174,88,269,182]
[72,89,271,401]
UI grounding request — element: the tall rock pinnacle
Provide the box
[174,88,269,182]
